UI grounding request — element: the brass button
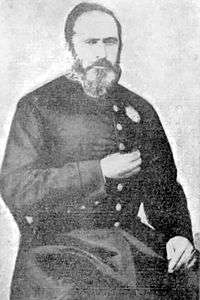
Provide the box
[117,183,123,191]
[119,143,125,151]
[114,221,120,227]
[116,123,122,131]
[116,203,122,211]
[113,104,119,112]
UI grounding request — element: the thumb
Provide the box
[166,239,175,260]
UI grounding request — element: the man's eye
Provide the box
[104,38,118,45]
[85,39,98,45]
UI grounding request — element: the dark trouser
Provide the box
[10,222,199,300]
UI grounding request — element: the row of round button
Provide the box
[114,185,122,226]
[80,202,122,212]
[66,200,122,213]
[113,104,124,151]
[112,104,124,228]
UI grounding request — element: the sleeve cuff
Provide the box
[78,160,106,197]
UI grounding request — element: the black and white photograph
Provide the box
[0,1,199,299]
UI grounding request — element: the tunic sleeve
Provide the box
[0,98,106,226]
[140,101,193,243]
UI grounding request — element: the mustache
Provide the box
[86,58,116,72]
[69,57,122,85]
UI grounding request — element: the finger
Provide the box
[130,158,142,168]
[130,150,141,161]
[118,167,141,178]
[127,166,141,175]
[166,240,174,260]
[124,160,142,173]
[118,167,140,178]
[120,150,140,162]
[168,247,186,273]
[123,158,142,172]
[174,246,193,271]
[186,257,197,269]
[185,249,198,268]
[118,158,141,173]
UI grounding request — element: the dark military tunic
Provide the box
[0,76,197,299]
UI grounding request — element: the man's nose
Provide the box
[96,41,107,59]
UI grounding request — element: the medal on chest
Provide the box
[125,105,141,123]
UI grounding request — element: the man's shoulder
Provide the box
[117,84,157,115]
[17,75,78,110]
[117,84,164,133]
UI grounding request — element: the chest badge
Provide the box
[125,105,141,123]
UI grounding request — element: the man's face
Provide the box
[71,11,121,97]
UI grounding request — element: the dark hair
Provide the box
[64,2,122,58]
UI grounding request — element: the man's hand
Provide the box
[167,236,196,273]
[100,150,141,179]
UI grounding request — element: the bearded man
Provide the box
[0,2,199,299]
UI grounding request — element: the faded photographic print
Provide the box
[0,1,199,299]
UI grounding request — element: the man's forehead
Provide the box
[73,11,118,39]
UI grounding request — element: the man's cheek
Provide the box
[85,69,97,81]
[106,71,115,83]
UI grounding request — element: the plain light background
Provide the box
[0,0,200,298]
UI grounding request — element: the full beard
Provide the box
[66,58,121,98]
